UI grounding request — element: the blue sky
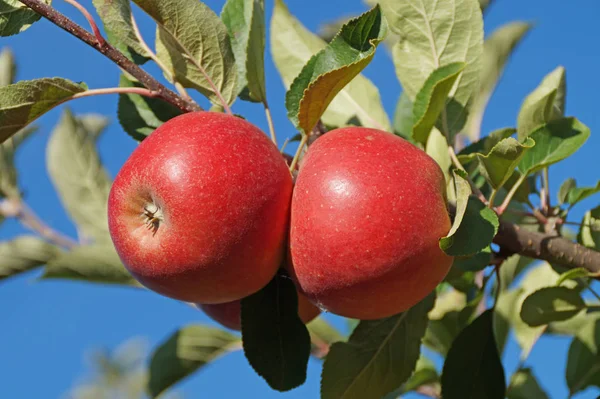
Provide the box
[1,0,600,397]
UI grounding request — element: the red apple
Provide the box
[197,289,321,331]
[288,127,453,320]
[108,112,293,304]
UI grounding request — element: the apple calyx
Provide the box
[142,202,163,236]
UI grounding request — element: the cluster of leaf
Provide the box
[0,48,135,285]
[1,0,600,397]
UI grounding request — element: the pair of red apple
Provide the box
[107,112,453,329]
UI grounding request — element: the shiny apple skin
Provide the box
[288,127,453,320]
[108,112,293,304]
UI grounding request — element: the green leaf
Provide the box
[566,318,600,395]
[579,205,600,250]
[411,62,466,145]
[558,177,576,205]
[148,325,240,398]
[548,310,600,337]
[222,0,267,103]
[458,127,516,163]
[493,288,521,354]
[0,78,87,143]
[498,254,533,292]
[400,355,440,394]
[0,236,62,281]
[426,128,452,190]
[79,114,112,142]
[117,74,182,141]
[477,137,535,190]
[520,286,585,327]
[271,0,390,131]
[0,125,37,198]
[241,274,311,391]
[383,354,440,398]
[285,5,387,135]
[517,66,566,140]
[133,0,238,106]
[442,267,477,293]
[453,247,492,272]
[92,0,150,63]
[306,317,344,349]
[465,22,531,140]
[507,368,549,399]
[518,117,590,175]
[0,0,47,36]
[556,267,593,287]
[321,294,434,399]
[499,262,579,357]
[392,93,413,139]
[46,109,112,243]
[565,180,600,208]
[271,0,326,86]
[478,0,493,13]
[0,47,16,86]
[424,289,471,355]
[440,195,499,256]
[382,0,483,116]
[441,169,471,244]
[441,309,506,399]
[42,245,137,285]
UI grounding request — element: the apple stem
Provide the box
[541,167,551,214]
[447,146,487,203]
[19,0,202,114]
[129,12,196,106]
[264,104,278,147]
[487,189,499,209]
[496,172,527,215]
[0,197,77,249]
[288,135,308,174]
[308,120,327,146]
[279,137,291,154]
[71,87,161,100]
[63,0,105,47]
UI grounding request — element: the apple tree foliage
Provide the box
[0,0,599,397]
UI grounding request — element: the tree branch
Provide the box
[19,0,201,113]
[494,218,600,274]
[0,198,77,249]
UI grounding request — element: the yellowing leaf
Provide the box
[285,5,387,134]
[271,0,390,131]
